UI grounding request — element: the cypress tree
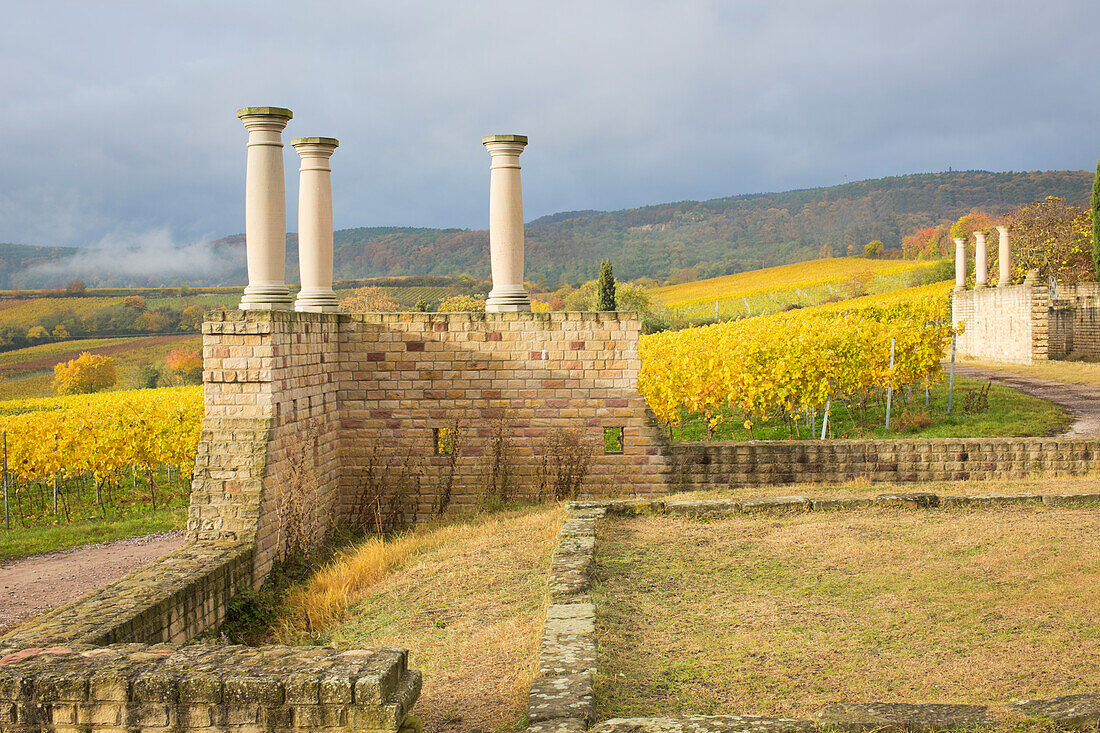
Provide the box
[1092,159,1100,280]
[596,260,617,311]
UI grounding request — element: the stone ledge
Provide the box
[591,715,815,733]
[814,702,989,732]
[0,642,417,732]
[1,543,252,647]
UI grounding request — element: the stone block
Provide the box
[815,702,989,732]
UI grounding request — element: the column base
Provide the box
[294,289,340,313]
[997,280,1012,287]
[485,284,531,313]
[240,282,294,311]
[954,285,965,292]
[974,283,987,290]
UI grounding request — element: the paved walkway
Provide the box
[951,364,1100,437]
[0,530,185,636]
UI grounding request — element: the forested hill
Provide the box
[2,170,1091,288]
[328,170,1091,284]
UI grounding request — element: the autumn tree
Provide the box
[338,286,400,312]
[65,279,86,295]
[949,209,994,242]
[53,352,116,395]
[902,225,950,260]
[437,295,486,312]
[863,240,884,257]
[26,325,48,340]
[1006,197,1093,282]
[123,295,146,310]
[166,348,203,384]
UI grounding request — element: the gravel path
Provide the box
[951,364,1100,437]
[0,530,185,636]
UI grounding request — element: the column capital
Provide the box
[996,225,1009,235]
[483,134,528,160]
[973,230,987,241]
[954,238,965,247]
[292,138,339,170]
[237,107,293,134]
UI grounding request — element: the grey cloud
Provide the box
[1,0,1098,247]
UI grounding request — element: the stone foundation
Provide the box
[0,643,419,733]
[953,280,1100,364]
[669,437,1100,490]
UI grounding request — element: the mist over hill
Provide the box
[2,170,1090,289]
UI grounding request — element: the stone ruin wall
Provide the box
[951,283,1044,364]
[1048,282,1100,359]
[337,310,669,521]
[953,280,1100,364]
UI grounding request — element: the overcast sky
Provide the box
[2,0,1098,248]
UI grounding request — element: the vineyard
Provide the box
[640,286,958,438]
[0,386,202,530]
[648,258,935,322]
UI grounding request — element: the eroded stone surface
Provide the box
[1012,693,1100,728]
[815,702,989,731]
[811,498,873,511]
[590,715,816,733]
[528,716,589,733]
[665,499,742,517]
[740,496,810,513]
[529,673,594,723]
[941,493,1042,507]
[1043,493,1100,506]
[875,492,940,509]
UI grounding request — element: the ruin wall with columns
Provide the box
[952,282,1045,364]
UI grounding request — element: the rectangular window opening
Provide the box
[434,427,455,456]
[604,426,624,454]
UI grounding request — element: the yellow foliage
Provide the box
[52,352,117,395]
[639,285,955,430]
[339,286,400,312]
[0,386,203,482]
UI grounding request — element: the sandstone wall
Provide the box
[1049,283,1100,359]
[337,312,669,522]
[669,438,1100,490]
[952,284,1045,364]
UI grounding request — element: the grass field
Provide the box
[594,506,1100,720]
[275,506,563,733]
[649,258,935,317]
[670,375,1069,440]
[0,505,185,560]
[0,334,200,399]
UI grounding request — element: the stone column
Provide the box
[482,134,531,312]
[954,238,966,291]
[974,231,988,289]
[997,225,1011,286]
[237,107,294,310]
[292,137,340,312]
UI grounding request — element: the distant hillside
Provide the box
[4,170,1091,288]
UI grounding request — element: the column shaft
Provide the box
[954,238,966,291]
[292,137,340,313]
[997,226,1011,286]
[237,107,294,310]
[974,231,988,289]
[482,134,531,312]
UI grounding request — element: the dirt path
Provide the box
[0,531,185,635]
[952,364,1100,437]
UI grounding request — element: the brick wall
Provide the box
[952,284,1040,364]
[190,311,342,584]
[669,438,1100,490]
[1049,283,1100,359]
[337,312,669,523]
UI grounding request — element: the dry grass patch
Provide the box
[665,472,1100,502]
[594,506,1100,720]
[961,358,1100,389]
[278,506,564,733]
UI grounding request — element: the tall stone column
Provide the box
[238,107,294,310]
[292,137,340,313]
[482,134,531,312]
[954,238,966,291]
[974,231,988,289]
[997,225,1011,286]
